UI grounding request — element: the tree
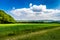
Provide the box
[0,10,15,23]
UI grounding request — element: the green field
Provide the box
[0,23,60,40]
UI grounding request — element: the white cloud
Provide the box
[10,3,60,20]
[29,3,32,7]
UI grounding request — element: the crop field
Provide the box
[0,23,60,40]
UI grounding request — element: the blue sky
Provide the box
[0,0,60,10]
[0,0,60,20]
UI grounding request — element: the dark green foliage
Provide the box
[0,10,15,23]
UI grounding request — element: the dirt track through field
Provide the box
[5,27,60,40]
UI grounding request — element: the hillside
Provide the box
[0,10,15,23]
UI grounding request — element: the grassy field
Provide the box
[0,23,60,40]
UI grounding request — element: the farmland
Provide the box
[0,23,60,40]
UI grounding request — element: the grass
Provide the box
[0,23,60,40]
[19,27,60,40]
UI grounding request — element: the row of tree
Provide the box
[16,20,60,23]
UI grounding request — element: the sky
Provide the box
[0,0,60,20]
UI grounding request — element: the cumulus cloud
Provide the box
[10,3,60,20]
[29,3,32,7]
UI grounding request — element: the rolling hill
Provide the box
[0,10,15,23]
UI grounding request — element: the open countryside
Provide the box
[0,0,60,40]
[0,24,60,40]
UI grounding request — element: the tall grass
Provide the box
[0,23,60,39]
[19,28,60,40]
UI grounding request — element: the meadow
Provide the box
[0,23,60,40]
